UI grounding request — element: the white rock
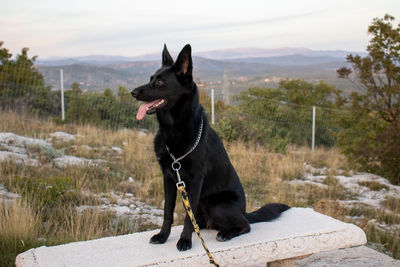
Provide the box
[0,183,20,200]
[49,132,76,142]
[0,151,39,166]
[111,206,132,216]
[80,145,93,150]
[54,156,106,168]
[138,129,147,137]
[0,132,52,148]
[117,198,131,206]
[111,147,123,154]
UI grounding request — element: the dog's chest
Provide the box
[156,148,196,184]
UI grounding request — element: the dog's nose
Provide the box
[131,89,139,98]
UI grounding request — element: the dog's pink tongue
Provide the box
[136,100,160,120]
[137,103,151,120]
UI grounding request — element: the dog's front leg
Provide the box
[176,179,202,251]
[150,176,176,244]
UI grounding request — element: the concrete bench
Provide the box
[16,208,366,267]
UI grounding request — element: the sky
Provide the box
[1,0,399,59]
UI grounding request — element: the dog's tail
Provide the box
[245,203,290,224]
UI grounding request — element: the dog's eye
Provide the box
[155,79,164,86]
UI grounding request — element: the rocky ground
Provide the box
[0,131,165,228]
[76,190,164,226]
[289,164,400,237]
[1,131,399,266]
[295,246,400,267]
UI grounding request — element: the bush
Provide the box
[11,176,82,213]
[0,42,54,115]
[336,14,400,184]
[214,80,342,151]
[65,86,158,130]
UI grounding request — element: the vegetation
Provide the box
[0,43,157,130]
[337,14,400,184]
[0,42,56,114]
[64,84,157,130]
[213,79,344,151]
[1,14,400,266]
[0,111,161,267]
[0,111,399,267]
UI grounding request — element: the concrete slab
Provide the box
[16,207,367,267]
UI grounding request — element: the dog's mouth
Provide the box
[136,99,167,120]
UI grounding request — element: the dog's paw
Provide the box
[176,237,192,251]
[150,233,168,244]
[216,231,233,242]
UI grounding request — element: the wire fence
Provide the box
[0,64,350,150]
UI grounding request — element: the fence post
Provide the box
[211,89,215,125]
[60,69,65,121]
[312,106,316,152]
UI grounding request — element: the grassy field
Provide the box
[0,110,399,266]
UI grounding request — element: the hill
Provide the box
[194,47,365,59]
[227,54,344,66]
[37,47,359,95]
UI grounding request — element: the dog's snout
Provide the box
[131,89,139,98]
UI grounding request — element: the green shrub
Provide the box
[336,14,400,185]
[11,176,81,211]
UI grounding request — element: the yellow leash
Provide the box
[176,182,220,267]
[165,117,219,266]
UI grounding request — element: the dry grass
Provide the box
[382,196,400,213]
[0,111,161,266]
[0,200,44,265]
[0,201,41,248]
[225,142,305,210]
[0,110,399,265]
[0,110,77,138]
[358,180,389,191]
[294,146,350,171]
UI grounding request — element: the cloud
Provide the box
[2,0,399,57]
[58,11,320,50]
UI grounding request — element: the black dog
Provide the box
[132,44,290,251]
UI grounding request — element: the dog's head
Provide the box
[131,44,194,120]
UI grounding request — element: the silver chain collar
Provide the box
[165,117,204,188]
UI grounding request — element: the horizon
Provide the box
[1,0,399,58]
[39,46,366,61]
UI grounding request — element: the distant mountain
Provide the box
[35,46,363,98]
[37,58,81,66]
[37,55,138,66]
[196,47,310,59]
[37,47,366,66]
[38,64,144,90]
[227,54,345,66]
[38,54,354,96]
[194,47,366,60]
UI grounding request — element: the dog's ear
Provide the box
[162,44,174,66]
[174,44,192,77]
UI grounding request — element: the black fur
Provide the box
[131,44,290,251]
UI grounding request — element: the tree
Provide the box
[103,88,113,98]
[117,86,131,102]
[70,82,82,95]
[214,79,343,149]
[0,41,12,63]
[337,14,400,184]
[242,79,344,108]
[0,41,52,113]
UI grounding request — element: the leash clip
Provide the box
[176,180,186,189]
[171,161,181,171]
